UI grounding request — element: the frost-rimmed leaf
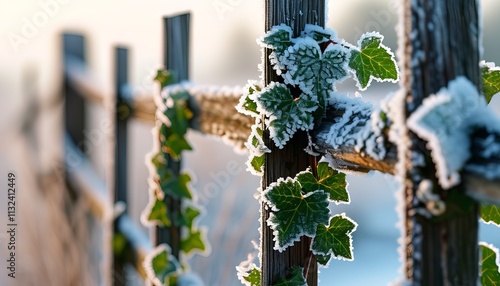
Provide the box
[481,205,500,226]
[348,32,399,90]
[480,242,500,286]
[407,77,486,189]
[143,244,181,286]
[255,82,317,148]
[296,162,349,203]
[263,177,330,252]
[259,24,293,75]
[236,256,261,286]
[481,61,500,104]
[311,213,357,261]
[154,69,175,89]
[247,154,265,176]
[141,194,170,227]
[181,228,209,256]
[316,253,332,267]
[301,24,337,44]
[237,81,262,118]
[282,38,350,107]
[273,267,306,286]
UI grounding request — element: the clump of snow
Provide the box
[407,76,494,189]
[318,93,388,161]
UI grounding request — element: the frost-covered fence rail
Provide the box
[62,34,152,286]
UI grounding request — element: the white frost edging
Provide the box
[407,76,493,189]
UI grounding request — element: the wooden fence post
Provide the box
[402,0,480,284]
[155,13,191,260]
[261,1,325,285]
[113,46,131,286]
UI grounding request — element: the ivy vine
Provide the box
[141,69,209,286]
[237,24,399,284]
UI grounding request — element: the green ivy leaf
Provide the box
[241,267,261,286]
[146,197,171,227]
[237,82,262,118]
[283,39,349,101]
[316,253,332,266]
[161,172,193,200]
[481,205,500,226]
[164,133,192,161]
[248,154,265,176]
[183,205,201,231]
[145,245,181,285]
[300,24,336,44]
[256,83,317,148]
[296,162,348,203]
[181,229,207,255]
[154,69,175,89]
[162,102,191,137]
[273,267,306,286]
[311,214,357,261]
[349,32,398,90]
[263,177,330,251]
[480,243,500,286]
[481,62,500,103]
[261,24,293,55]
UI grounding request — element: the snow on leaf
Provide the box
[181,229,208,256]
[247,154,265,176]
[259,24,294,75]
[348,32,399,90]
[263,177,330,252]
[273,267,306,286]
[236,253,260,286]
[282,38,350,108]
[311,213,357,261]
[480,242,500,286]
[255,82,316,148]
[481,61,500,104]
[143,244,181,286]
[301,24,337,44]
[237,81,262,118]
[481,205,500,226]
[407,77,485,189]
[296,162,348,204]
[260,24,293,54]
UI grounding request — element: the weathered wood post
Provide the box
[402,0,480,284]
[155,13,191,260]
[261,1,325,285]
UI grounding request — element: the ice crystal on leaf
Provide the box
[255,82,317,148]
[262,177,330,252]
[282,38,350,108]
[301,24,337,44]
[236,254,261,286]
[348,32,399,90]
[311,213,357,261]
[296,162,349,204]
[481,61,500,103]
[479,242,500,286]
[273,267,306,286]
[407,77,487,189]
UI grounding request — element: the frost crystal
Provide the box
[317,94,388,161]
[408,77,491,189]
